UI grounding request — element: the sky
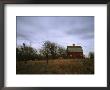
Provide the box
[16,16,94,56]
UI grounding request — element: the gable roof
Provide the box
[67,46,83,52]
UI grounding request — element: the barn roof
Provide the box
[67,46,83,52]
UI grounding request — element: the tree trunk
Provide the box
[46,54,48,64]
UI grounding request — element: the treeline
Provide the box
[16,41,94,61]
[16,41,67,61]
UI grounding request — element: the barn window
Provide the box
[70,55,72,57]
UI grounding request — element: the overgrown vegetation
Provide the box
[16,59,94,74]
[16,41,94,74]
[16,41,67,61]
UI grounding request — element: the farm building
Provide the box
[67,44,83,59]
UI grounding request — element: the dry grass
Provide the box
[16,59,94,74]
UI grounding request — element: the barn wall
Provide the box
[67,52,83,59]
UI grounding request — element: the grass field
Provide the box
[16,59,94,74]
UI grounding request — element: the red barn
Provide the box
[67,44,83,59]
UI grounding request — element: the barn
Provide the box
[67,44,83,59]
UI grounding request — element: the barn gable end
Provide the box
[67,44,83,59]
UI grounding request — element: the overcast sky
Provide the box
[16,16,94,56]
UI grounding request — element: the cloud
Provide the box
[65,17,94,39]
[16,16,94,56]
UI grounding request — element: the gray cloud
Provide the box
[16,16,94,56]
[65,17,94,39]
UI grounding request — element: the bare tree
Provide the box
[40,41,59,63]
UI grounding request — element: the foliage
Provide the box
[16,41,93,61]
[16,41,68,61]
[57,46,67,58]
[16,42,94,74]
[16,43,38,61]
[41,41,58,59]
[88,52,94,59]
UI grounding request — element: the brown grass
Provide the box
[16,59,94,74]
